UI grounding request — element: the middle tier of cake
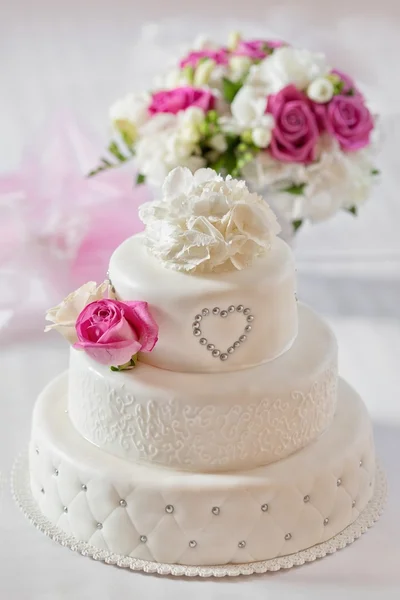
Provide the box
[68,304,338,472]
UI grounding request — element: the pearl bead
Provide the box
[35,448,39,455]
[233,341,240,349]
[212,507,220,515]
[40,488,45,494]
[195,314,202,321]
[63,507,68,513]
[212,307,220,315]
[236,305,244,312]
[359,460,363,467]
[228,306,235,313]
[261,503,268,512]
[243,308,251,315]
[227,346,235,354]
[220,310,228,318]
[352,500,356,508]
[323,518,329,525]
[246,315,254,322]
[239,335,247,342]
[54,469,59,476]
[207,344,215,351]
[165,505,174,514]
[285,533,292,540]
[81,484,87,491]
[212,349,220,357]
[245,325,252,332]
[303,495,310,503]
[202,308,209,316]
[140,535,147,543]
[119,499,127,507]
[337,478,342,486]
[199,338,207,345]
[220,353,228,361]
[238,541,246,548]
[193,328,201,337]
[189,540,197,548]
[96,523,103,529]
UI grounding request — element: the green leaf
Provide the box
[110,366,120,372]
[121,130,136,152]
[222,77,243,103]
[136,173,146,185]
[108,141,127,162]
[346,206,357,216]
[292,220,303,232]
[346,88,355,96]
[283,183,306,196]
[333,80,345,95]
[371,168,380,176]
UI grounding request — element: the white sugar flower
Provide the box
[229,55,252,81]
[307,77,334,103]
[45,281,115,344]
[109,92,151,142]
[231,85,270,128]
[139,167,281,273]
[248,46,329,94]
[252,127,272,148]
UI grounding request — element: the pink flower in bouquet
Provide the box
[234,39,285,60]
[317,94,374,151]
[180,49,229,68]
[266,85,319,163]
[149,87,215,115]
[74,299,158,366]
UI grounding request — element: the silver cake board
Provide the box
[12,452,387,578]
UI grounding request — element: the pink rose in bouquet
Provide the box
[235,39,285,60]
[317,94,374,151]
[149,87,215,115]
[74,299,158,367]
[267,85,319,163]
[180,49,229,68]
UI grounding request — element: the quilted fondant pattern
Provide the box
[29,375,376,566]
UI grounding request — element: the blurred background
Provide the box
[0,1,399,596]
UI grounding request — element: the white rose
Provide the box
[252,127,272,148]
[109,92,151,141]
[307,77,334,103]
[45,281,114,344]
[248,46,329,94]
[139,167,281,273]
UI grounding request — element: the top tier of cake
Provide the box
[109,233,297,373]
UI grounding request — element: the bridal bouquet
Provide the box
[92,33,379,231]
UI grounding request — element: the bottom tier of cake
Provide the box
[29,373,375,567]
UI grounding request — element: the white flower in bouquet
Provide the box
[139,167,281,273]
[109,92,151,144]
[248,46,330,94]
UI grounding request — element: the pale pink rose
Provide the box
[234,39,285,60]
[266,85,319,163]
[180,49,229,68]
[74,299,158,366]
[149,87,215,115]
[316,94,374,151]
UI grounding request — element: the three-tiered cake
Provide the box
[28,168,378,570]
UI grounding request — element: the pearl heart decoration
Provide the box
[192,305,254,361]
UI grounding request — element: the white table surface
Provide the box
[2,0,400,597]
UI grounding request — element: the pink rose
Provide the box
[234,39,285,60]
[317,94,374,151]
[266,85,319,163]
[74,299,158,366]
[180,49,228,68]
[149,87,215,115]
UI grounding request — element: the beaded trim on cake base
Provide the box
[12,452,387,578]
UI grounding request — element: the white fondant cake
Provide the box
[68,304,337,471]
[30,376,374,566]
[27,168,380,571]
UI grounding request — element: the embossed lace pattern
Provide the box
[69,363,338,470]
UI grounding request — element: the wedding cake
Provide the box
[28,167,377,570]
